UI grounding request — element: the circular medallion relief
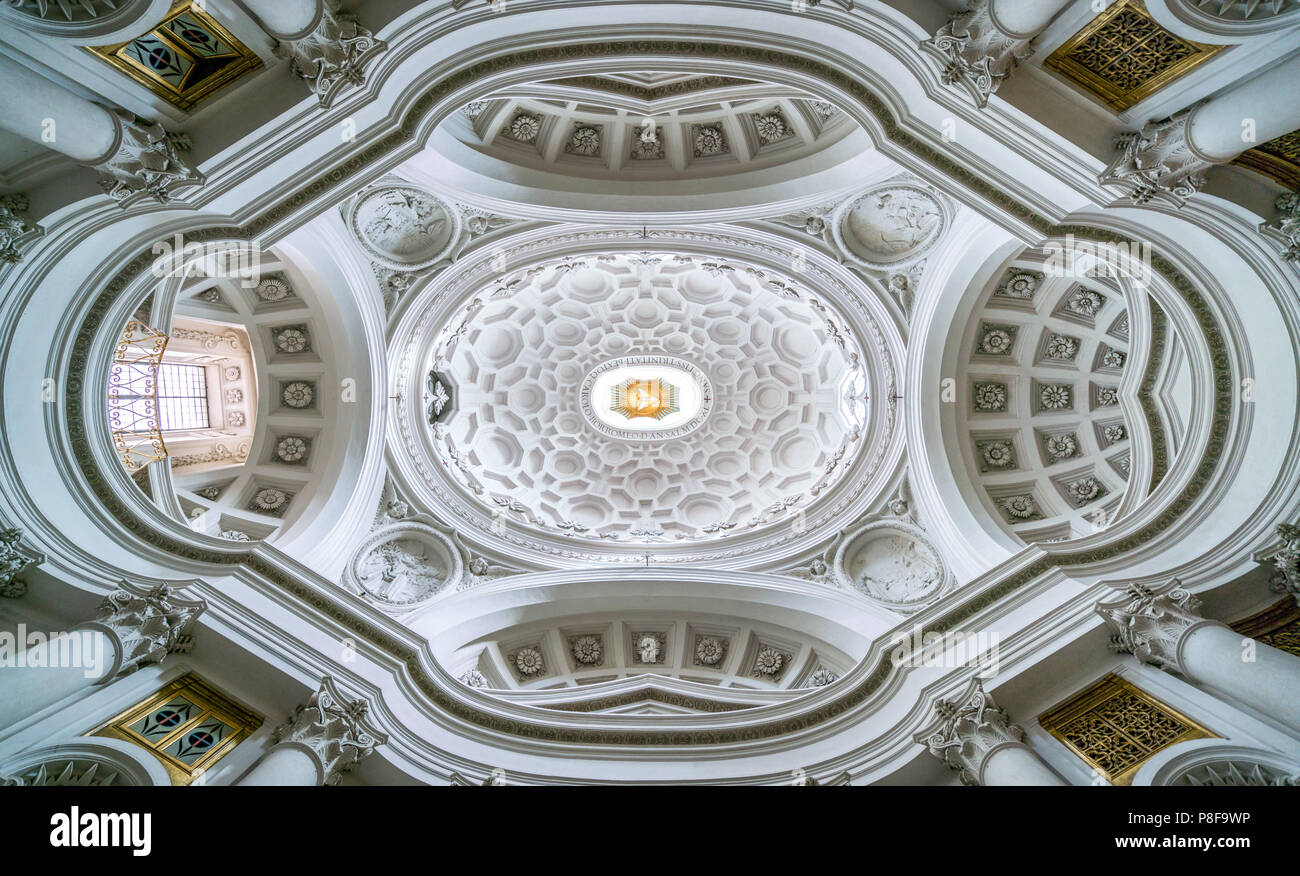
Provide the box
[580,356,713,440]
[834,183,946,269]
[346,184,457,270]
[834,520,949,610]
[349,523,462,607]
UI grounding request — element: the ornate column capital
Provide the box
[1265,522,1300,604]
[84,580,206,678]
[85,110,204,208]
[1261,193,1300,263]
[921,0,1035,108]
[0,195,42,264]
[1095,578,1220,674]
[0,527,46,598]
[273,677,387,785]
[915,677,1026,785]
[272,0,386,108]
[1099,108,1213,207]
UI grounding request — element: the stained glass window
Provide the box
[85,1,262,111]
[89,674,262,786]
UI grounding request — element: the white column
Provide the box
[0,581,203,732]
[238,745,321,786]
[0,55,201,206]
[1098,580,1300,731]
[240,0,320,38]
[981,742,1067,786]
[916,677,1067,786]
[991,0,1072,37]
[1186,54,1300,161]
[1180,624,1300,729]
[237,677,386,786]
[0,54,118,162]
[0,629,115,730]
[1101,54,1300,205]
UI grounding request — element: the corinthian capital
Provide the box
[86,110,204,208]
[273,677,387,785]
[87,581,206,678]
[915,677,1025,785]
[1100,109,1212,207]
[0,526,45,598]
[1095,579,1212,674]
[1266,522,1300,603]
[1262,193,1300,262]
[0,195,42,264]
[273,0,386,108]
[921,0,1034,107]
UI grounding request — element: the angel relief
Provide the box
[845,188,942,260]
[356,537,445,605]
[852,533,943,603]
[358,188,449,258]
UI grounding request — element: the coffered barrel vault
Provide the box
[0,0,1297,787]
